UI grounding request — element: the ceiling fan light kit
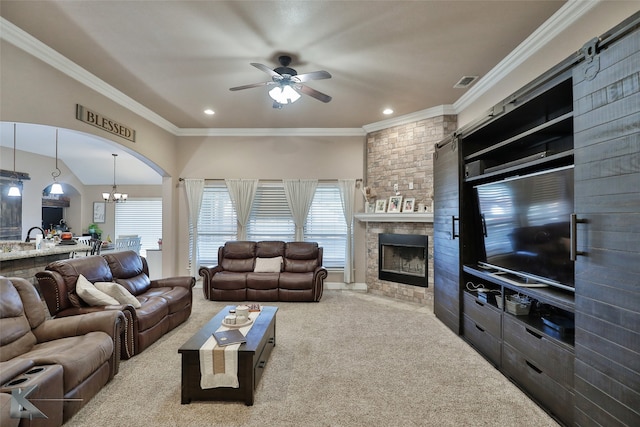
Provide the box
[269,84,301,104]
[230,55,332,108]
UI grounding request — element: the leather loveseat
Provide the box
[35,250,195,358]
[199,241,327,302]
[0,276,124,425]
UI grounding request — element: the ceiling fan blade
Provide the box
[251,63,281,78]
[294,70,332,83]
[297,84,332,103]
[229,81,275,91]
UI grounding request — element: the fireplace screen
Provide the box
[378,233,428,287]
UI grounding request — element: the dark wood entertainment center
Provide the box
[434,12,639,427]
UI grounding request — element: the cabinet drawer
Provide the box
[503,343,574,426]
[253,327,275,388]
[463,314,501,366]
[503,315,574,389]
[463,292,501,338]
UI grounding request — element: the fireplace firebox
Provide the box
[378,233,428,287]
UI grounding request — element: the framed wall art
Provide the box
[93,202,106,223]
[375,199,387,213]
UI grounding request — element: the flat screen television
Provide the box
[474,165,574,291]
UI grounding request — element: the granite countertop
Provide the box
[0,243,91,261]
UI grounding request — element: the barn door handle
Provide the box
[451,216,460,240]
[570,213,587,261]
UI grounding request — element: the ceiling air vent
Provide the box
[454,76,479,89]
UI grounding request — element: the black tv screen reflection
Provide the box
[475,165,575,290]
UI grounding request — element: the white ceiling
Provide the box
[0,0,568,185]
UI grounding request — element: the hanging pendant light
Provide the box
[7,123,22,197]
[102,153,127,203]
[49,129,64,195]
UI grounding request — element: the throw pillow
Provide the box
[95,281,142,308]
[76,274,120,306]
[253,256,283,273]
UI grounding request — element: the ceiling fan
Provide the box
[229,55,332,108]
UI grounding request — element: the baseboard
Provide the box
[325,282,368,292]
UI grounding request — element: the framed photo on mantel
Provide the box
[93,202,106,223]
[387,195,402,213]
[402,198,416,213]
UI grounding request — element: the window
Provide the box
[246,182,295,242]
[305,184,348,268]
[115,199,162,257]
[195,181,347,268]
[196,184,237,266]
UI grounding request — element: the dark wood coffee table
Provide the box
[178,305,277,406]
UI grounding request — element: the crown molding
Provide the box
[177,127,366,137]
[0,17,180,135]
[453,0,600,113]
[362,105,457,133]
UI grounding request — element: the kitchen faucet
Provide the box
[25,227,45,242]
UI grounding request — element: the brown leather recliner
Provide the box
[35,251,195,357]
[0,276,124,425]
[199,241,327,302]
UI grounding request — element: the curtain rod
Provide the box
[179,178,362,183]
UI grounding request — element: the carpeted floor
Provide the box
[65,290,560,426]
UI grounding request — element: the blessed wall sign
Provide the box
[76,104,136,142]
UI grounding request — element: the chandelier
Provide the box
[102,153,127,203]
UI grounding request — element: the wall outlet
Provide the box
[393,183,398,192]
[408,182,414,190]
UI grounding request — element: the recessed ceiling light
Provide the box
[383,108,394,115]
[204,109,215,115]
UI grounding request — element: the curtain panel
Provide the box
[225,179,258,240]
[184,178,204,277]
[338,179,356,283]
[283,179,318,241]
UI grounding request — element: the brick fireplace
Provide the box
[361,112,456,306]
[363,221,433,305]
[379,233,428,287]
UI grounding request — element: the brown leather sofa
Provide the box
[35,250,195,358]
[199,241,327,302]
[0,276,124,425]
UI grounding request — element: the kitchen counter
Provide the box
[0,243,91,284]
[0,243,91,261]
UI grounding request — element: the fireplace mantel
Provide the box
[354,213,434,223]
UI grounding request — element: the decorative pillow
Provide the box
[76,274,119,306]
[253,256,283,273]
[95,281,142,308]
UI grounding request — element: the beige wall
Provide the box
[458,2,640,127]
[174,134,366,280]
[1,40,179,274]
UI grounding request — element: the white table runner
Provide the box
[199,310,260,389]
